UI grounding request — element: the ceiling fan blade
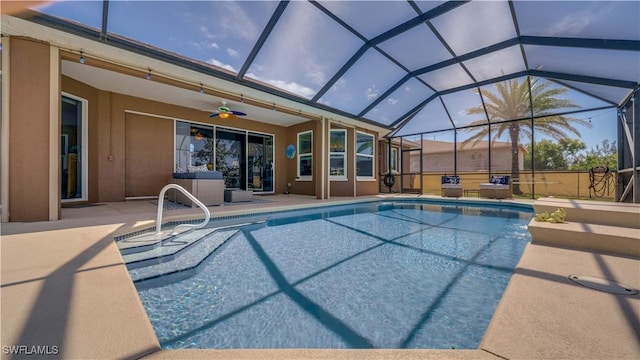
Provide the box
[209,113,220,118]
[231,111,247,116]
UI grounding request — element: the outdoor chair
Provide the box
[479,175,512,199]
[441,175,463,197]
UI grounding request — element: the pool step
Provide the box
[529,198,640,257]
[126,228,240,283]
[528,220,639,257]
[122,227,219,268]
[533,197,639,228]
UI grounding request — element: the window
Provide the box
[329,129,347,179]
[391,147,398,172]
[356,131,375,179]
[175,121,214,173]
[298,131,313,179]
[381,142,399,174]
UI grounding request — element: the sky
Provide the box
[34,0,637,150]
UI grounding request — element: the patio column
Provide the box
[4,37,60,222]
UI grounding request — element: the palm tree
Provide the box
[461,77,591,194]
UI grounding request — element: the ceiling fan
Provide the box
[209,101,246,119]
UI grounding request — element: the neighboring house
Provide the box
[407,139,527,172]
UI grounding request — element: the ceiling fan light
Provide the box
[219,112,229,119]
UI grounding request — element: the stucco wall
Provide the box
[286,121,318,196]
[124,113,174,197]
[61,80,291,201]
[412,147,524,172]
[8,38,52,221]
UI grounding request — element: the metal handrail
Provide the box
[155,184,211,236]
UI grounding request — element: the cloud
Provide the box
[365,85,379,100]
[219,1,262,41]
[192,26,219,51]
[226,48,239,58]
[332,78,347,91]
[266,79,316,99]
[247,2,338,92]
[305,66,327,87]
[190,41,203,51]
[317,98,331,107]
[547,10,596,37]
[199,26,215,40]
[387,98,398,105]
[207,58,237,73]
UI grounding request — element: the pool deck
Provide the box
[1,194,638,359]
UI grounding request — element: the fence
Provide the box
[413,170,617,201]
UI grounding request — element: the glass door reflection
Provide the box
[216,128,245,189]
[248,133,274,192]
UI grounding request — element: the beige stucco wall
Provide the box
[57,84,294,201]
[4,36,384,221]
[124,113,174,197]
[8,37,53,221]
[286,121,318,197]
[412,147,524,173]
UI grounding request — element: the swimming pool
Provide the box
[133,200,532,349]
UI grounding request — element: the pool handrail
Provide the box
[155,184,211,236]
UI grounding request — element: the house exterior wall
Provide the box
[286,121,318,197]
[7,38,54,221]
[3,35,383,221]
[100,92,290,201]
[124,112,174,197]
[59,79,298,201]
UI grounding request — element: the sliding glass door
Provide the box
[61,95,86,201]
[175,122,274,192]
[216,128,245,189]
[248,133,274,192]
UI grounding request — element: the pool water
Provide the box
[135,201,532,349]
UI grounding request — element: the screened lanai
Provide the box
[12,0,640,202]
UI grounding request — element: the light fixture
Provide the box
[194,132,204,141]
[146,68,151,80]
[219,112,229,119]
[199,83,204,94]
[79,51,85,64]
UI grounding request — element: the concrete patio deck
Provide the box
[1,194,638,359]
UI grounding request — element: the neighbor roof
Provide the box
[21,0,640,135]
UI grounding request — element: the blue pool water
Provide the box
[134,201,532,349]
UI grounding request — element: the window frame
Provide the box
[390,147,398,172]
[329,129,347,180]
[356,131,376,181]
[297,130,313,181]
